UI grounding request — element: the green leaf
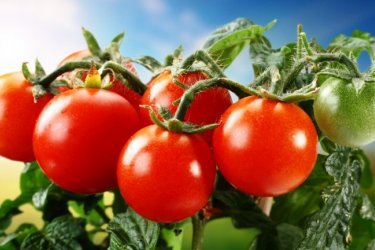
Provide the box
[34,59,46,79]
[134,56,163,74]
[249,39,296,78]
[32,184,52,209]
[22,63,33,82]
[271,155,331,226]
[45,216,85,242]
[276,224,304,250]
[0,224,38,248]
[0,195,28,230]
[329,30,375,61]
[212,180,274,231]
[20,162,51,198]
[204,18,275,69]
[248,224,303,250]
[297,148,362,249]
[21,216,86,250]
[107,209,159,250]
[82,27,102,56]
[111,32,125,47]
[20,232,49,250]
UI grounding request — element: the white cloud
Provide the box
[0,0,84,74]
[138,0,167,15]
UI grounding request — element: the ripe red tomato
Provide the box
[58,49,142,111]
[213,96,318,197]
[0,72,52,162]
[139,70,232,143]
[117,125,216,223]
[33,88,140,194]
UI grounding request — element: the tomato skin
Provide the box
[58,49,91,66]
[314,77,375,147]
[58,49,142,111]
[33,88,140,194]
[139,71,232,143]
[0,72,52,162]
[117,125,216,223]
[213,96,318,197]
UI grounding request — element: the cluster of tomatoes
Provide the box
[2,44,373,224]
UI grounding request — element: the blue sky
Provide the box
[0,0,375,83]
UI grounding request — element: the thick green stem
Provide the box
[280,58,308,93]
[281,53,361,92]
[181,53,196,70]
[194,50,225,77]
[180,50,225,77]
[300,32,314,56]
[192,214,206,250]
[311,53,361,78]
[174,78,257,121]
[249,67,273,87]
[37,61,101,88]
[296,24,303,60]
[101,61,146,94]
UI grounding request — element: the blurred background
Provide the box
[1,0,375,249]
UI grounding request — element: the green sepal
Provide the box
[82,27,102,57]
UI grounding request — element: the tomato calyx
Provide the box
[141,105,219,134]
[22,29,146,97]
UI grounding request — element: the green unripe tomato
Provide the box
[314,77,375,147]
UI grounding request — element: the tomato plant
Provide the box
[213,96,318,197]
[58,49,142,111]
[314,77,375,147]
[33,88,140,194]
[0,72,51,162]
[139,70,232,143]
[2,19,375,250]
[117,125,216,223]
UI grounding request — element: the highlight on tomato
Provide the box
[33,88,140,194]
[213,96,318,197]
[0,72,52,162]
[117,125,216,223]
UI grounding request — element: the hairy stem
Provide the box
[296,24,303,60]
[192,214,206,250]
[281,52,361,92]
[174,78,257,121]
[101,61,146,94]
[37,61,101,88]
[300,32,314,56]
[180,50,225,77]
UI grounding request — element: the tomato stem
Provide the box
[191,214,206,250]
[37,61,101,88]
[174,78,257,121]
[296,24,303,60]
[312,53,361,78]
[180,50,225,78]
[300,32,314,56]
[249,67,274,87]
[100,61,146,94]
[281,53,361,92]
